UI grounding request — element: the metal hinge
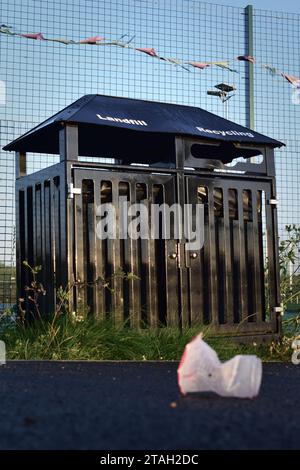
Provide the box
[68,183,82,199]
[268,198,278,206]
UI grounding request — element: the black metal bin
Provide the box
[3,94,284,340]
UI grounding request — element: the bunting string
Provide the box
[1,24,299,90]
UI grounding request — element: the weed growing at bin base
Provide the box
[0,312,294,361]
[1,256,299,362]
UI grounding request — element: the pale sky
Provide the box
[204,0,300,14]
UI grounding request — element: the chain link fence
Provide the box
[0,0,299,308]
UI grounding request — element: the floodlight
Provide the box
[215,83,236,93]
[207,90,223,97]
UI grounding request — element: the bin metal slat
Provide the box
[237,190,248,321]
[265,184,278,323]
[208,185,218,325]
[164,177,180,327]
[23,189,30,300]
[53,178,61,290]
[185,177,204,326]
[223,189,234,325]
[146,183,159,327]
[109,180,124,324]
[127,181,141,328]
[251,189,264,323]
[94,179,106,320]
[73,175,86,314]
[44,182,54,315]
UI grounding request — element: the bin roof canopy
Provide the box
[3,94,284,163]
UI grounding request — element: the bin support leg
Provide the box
[59,123,78,161]
[15,151,26,178]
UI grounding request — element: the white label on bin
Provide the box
[96,114,148,126]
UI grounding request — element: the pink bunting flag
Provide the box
[135,47,158,57]
[281,73,300,88]
[187,61,211,70]
[236,55,255,63]
[79,36,104,44]
[20,32,46,40]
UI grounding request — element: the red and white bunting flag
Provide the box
[79,36,104,44]
[281,73,300,88]
[187,61,211,69]
[135,47,158,57]
[20,32,46,40]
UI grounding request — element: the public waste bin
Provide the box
[3,94,284,340]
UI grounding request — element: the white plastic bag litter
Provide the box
[178,334,262,398]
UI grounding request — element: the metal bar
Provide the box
[35,185,42,267]
[176,168,189,328]
[94,179,106,320]
[251,189,263,322]
[265,148,281,331]
[54,178,63,288]
[30,185,36,278]
[61,163,74,313]
[39,182,47,314]
[127,181,141,328]
[237,190,248,321]
[15,189,22,306]
[110,180,124,324]
[271,180,281,331]
[49,180,56,310]
[56,164,73,313]
[265,147,276,178]
[31,184,41,318]
[43,183,51,314]
[215,196,225,324]
[59,123,79,162]
[51,179,59,298]
[208,184,218,325]
[257,189,267,323]
[185,177,204,325]
[15,151,27,179]
[223,187,234,324]
[175,135,186,327]
[147,183,159,327]
[44,182,55,315]
[73,173,86,314]
[23,188,30,306]
[84,180,96,316]
[266,183,281,331]
[245,5,255,130]
[26,186,34,295]
[70,160,270,179]
[164,177,180,327]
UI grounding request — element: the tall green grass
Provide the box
[3,261,295,361]
[1,315,292,361]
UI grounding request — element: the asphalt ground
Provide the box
[0,361,299,450]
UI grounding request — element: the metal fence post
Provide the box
[245,5,255,131]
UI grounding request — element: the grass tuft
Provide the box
[0,314,295,361]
